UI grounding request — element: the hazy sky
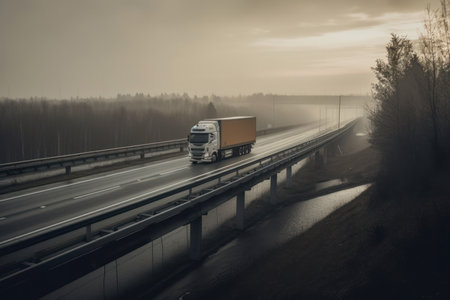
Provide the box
[0,0,440,98]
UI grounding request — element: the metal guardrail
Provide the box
[0,119,358,297]
[0,139,187,177]
[0,123,310,179]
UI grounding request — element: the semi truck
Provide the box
[188,116,256,163]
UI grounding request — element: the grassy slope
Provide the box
[196,121,450,299]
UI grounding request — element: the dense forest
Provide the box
[1,93,363,164]
[370,2,450,190]
[0,95,232,163]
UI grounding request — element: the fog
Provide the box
[0,94,368,163]
[0,0,439,98]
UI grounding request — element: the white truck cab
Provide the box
[188,116,256,164]
[188,121,220,163]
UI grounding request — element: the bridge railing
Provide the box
[0,139,188,178]
[0,119,358,297]
[0,123,312,180]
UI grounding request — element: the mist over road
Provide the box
[0,122,330,244]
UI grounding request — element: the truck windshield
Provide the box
[189,133,209,143]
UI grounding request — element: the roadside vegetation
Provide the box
[1,93,350,164]
[370,2,450,191]
[186,2,450,299]
[0,95,236,163]
[202,158,450,299]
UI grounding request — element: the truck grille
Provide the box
[190,148,204,154]
[190,147,205,159]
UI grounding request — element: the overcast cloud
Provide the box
[0,0,440,98]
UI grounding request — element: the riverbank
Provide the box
[193,128,450,298]
[132,120,373,299]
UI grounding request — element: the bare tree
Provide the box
[370,1,450,191]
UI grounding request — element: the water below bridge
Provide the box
[154,183,370,300]
[43,157,369,300]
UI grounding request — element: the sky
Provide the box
[0,0,440,98]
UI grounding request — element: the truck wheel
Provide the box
[191,161,198,165]
[212,153,217,163]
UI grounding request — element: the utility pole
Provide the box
[272,95,275,128]
[319,106,321,132]
[338,95,341,129]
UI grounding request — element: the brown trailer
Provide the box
[208,116,256,150]
[189,116,256,163]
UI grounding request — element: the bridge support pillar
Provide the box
[270,173,277,204]
[189,217,202,260]
[65,166,71,175]
[286,166,292,186]
[315,147,328,168]
[85,225,92,242]
[314,151,320,168]
[236,191,245,230]
[321,147,328,165]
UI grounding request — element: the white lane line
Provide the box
[40,206,46,209]
[256,124,318,145]
[0,127,310,203]
[0,217,6,221]
[0,126,322,204]
[137,174,161,182]
[0,128,328,245]
[0,130,318,245]
[2,130,299,204]
[0,157,189,203]
[160,167,189,176]
[74,186,121,199]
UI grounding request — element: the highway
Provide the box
[0,122,330,245]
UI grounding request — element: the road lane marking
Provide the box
[0,133,297,204]
[0,125,320,204]
[74,186,121,199]
[0,122,342,204]
[0,157,189,203]
[0,125,343,245]
[160,167,189,176]
[137,174,161,182]
[0,129,323,245]
[135,166,188,183]
[0,217,6,221]
[0,124,329,204]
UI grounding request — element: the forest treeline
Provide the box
[0,95,239,163]
[1,93,327,163]
[370,2,450,190]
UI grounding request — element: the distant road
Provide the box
[0,122,329,244]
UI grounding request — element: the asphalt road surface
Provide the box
[0,122,331,245]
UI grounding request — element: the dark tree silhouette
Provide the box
[0,93,328,164]
[370,3,450,191]
[206,102,217,118]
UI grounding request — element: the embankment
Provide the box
[197,120,450,299]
